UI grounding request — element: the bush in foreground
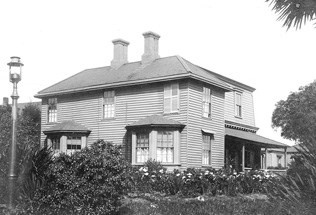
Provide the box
[16,140,131,215]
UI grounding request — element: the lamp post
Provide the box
[7,56,23,209]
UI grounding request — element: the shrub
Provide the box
[17,140,131,215]
[268,142,316,214]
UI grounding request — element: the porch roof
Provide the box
[125,115,185,129]
[225,127,288,148]
[43,120,91,135]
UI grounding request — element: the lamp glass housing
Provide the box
[8,56,23,82]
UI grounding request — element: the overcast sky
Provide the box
[0,0,315,146]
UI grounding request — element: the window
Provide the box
[277,155,282,166]
[51,137,60,150]
[66,136,82,154]
[235,92,242,117]
[103,90,115,118]
[202,134,212,165]
[202,87,212,118]
[48,98,57,122]
[136,133,149,163]
[157,131,174,163]
[245,150,254,168]
[164,83,179,113]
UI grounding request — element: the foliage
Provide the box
[130,161,277,198]
[17,140,131,215]
[0,103,41,204]
[266,0,316,30]
[272,80,316,143]
[268,142,316,214]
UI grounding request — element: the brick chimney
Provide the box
[3,97,8,106]
[111,39,129,69]
[141,31,160,65]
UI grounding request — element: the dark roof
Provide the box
[126,115,185,129]
[225,127,287,148]
[43,120,91,134]
[35,56,239,98]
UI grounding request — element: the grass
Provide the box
[119,193,290,215]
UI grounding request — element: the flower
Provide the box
[144,172,149,176]
[159,169,164,173]
[176,173,180,177]
[143,167,148,172]
[187,173,192,177]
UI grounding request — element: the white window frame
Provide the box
[66,135,82,155]
[131,129,180,165]
[136,132,150,163]
[202,87,212,118]
[157,131,174,163]
[103,90,115,118]
[48,98,57,123]
[164,83,179,113]
[202,133,213,166]
[235,92,242,118]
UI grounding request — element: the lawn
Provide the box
[119,193,289,215]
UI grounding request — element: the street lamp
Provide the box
[7,56,23,209]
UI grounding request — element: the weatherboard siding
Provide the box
[40,81,189,167]
[224,90,255,127]
[187,80,225,169]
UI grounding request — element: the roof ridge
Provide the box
[176,55,192,73]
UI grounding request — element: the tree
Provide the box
[266,0,316,30]
[270,81,316,214]
[272,80,316,143]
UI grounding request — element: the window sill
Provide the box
[234,116,242,119]
[202,165,212,168]
[202,116,212,120]
[101,117,116,121]
[46,122,58,125]
[163,112,179,116]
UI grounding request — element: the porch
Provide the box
[225,127,288,172]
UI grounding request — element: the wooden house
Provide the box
[35,31,288,171]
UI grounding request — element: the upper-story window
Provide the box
[103,90,115,118]
[202,87,212,118]
[164,83,179,113]
[235,92,242,118]
[48,98,57,123]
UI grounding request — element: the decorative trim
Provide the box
[225,120,259,133]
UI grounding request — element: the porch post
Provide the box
[284,147,287,168]
[264,147,267,169]
[242,143,245,172]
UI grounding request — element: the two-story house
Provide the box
[35,31,288,171]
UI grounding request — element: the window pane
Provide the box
[136,132,149,163]
[171,97,178,112]
[164,98,171,113]
[104,90,115,118]
[172,84,178,96]
[157,131,174,163]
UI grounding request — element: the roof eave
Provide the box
[43,130,91,135]
[34,73,232,98]
[125,124,186,129]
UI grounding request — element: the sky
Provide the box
[0,0,315,146]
